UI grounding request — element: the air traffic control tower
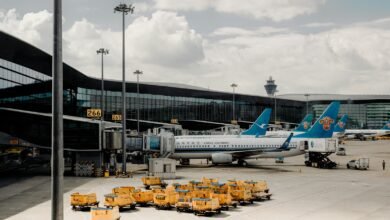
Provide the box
[264,76,278,96]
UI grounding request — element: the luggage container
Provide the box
[228,184,254,205]
[112,186,135,195]
[211,192,237,210]
[153,190,178,210]
[90,207,120,220]
[240,181,272,201]
[104,193,136,209]
[70,192,99,210]
[191,186,212,199]
[175,189,193,213]
[132,189,154,206]
[141,176,167,189]
[192,198,221,216]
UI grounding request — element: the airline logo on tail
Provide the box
[320,117,334,131]
[338,121,345,129]
[303,122,309,130]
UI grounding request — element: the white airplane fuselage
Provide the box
[170,136,308,160]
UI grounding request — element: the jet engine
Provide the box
[211,153,233,164]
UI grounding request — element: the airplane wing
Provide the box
[228,133,293,158]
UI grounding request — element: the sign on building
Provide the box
[87,109,102,118]
[112,114,122,121]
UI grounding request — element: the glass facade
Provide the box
[0,58,51,89]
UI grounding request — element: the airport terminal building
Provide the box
[0,31,390,151]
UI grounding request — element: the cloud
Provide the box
[154,0,326,21]
[303,22,335,28]
[1,9,390,96]
[0,9,204,82]
[202,23,390,95]
[211,27,289,37]
[0,9,52,51]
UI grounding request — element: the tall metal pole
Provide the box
[274,90,278,123]
[134,70,143,134]
[52,0,63,219]
[231,83,237,122]
[97,48,108,167]
[115,3,134,174]
[97,48,109,122]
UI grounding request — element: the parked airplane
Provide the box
[171,102,340,166]
[333,114,348,137]
[342,120,390,140]
[265,114,313,137]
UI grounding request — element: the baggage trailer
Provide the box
[192,198,222,216]
[211,192,238,210]
[175,190,193,213]
[132,189,154,206]
[104,193,136,210]
[153,190,178,210]
[70,192,99,210]
[141,176,167,190]
[228,184,254,205]
[239,180,272,201]
[90,207,120,220]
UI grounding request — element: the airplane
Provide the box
[342,120,390,140]
[178,108,272,139]
[333,114,348,137]
[171,101,340,166]
[265,114,313,137]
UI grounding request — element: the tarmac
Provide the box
[1,140,390,220]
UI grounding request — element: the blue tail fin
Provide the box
[241,108,271,136]
[382,120,390,130]
[294,114,313,132]
[294,101,340,138]
[334,114,348,132]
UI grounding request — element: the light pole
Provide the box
[97,48,109,122]
[134,70,143,134]
[114,3,134,174]
[304,93,310,116]
[52,0,64,219]
[274,90,278,123]
[230,83,238,122]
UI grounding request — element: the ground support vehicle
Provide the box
[141,176,167,190]
[132,189,154,206]
[176,198,192,213]
[188,180,204,190]
[347,158,369,170]
[305,152,337,169]
[240,180,272,201]
[192,198,222,216]
[211,192,237,210]
[153,191,178,210]
[104,194,136,210]
[90,207,120,220]
[228,184,254,205]
[70,193,99,210]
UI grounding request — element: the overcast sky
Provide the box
[1,0,390,96]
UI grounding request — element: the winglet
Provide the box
[241,108,271,136]
[294,114,313,132]
[294,101,340,138]
[334,114,348,132]
[279,133,294,150]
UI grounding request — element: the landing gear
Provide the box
[238,160,248,166]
